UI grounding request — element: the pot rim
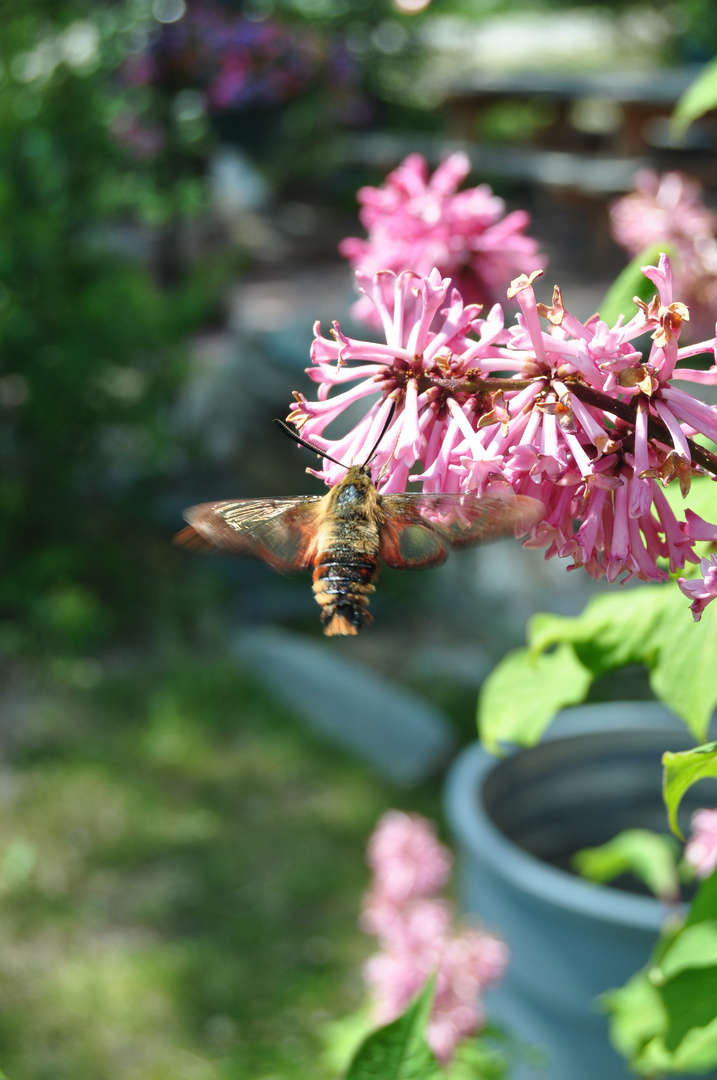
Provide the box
[445,702,688,932]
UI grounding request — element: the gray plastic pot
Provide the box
[444,702,717,1080]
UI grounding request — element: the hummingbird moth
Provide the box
[174,421,543,636]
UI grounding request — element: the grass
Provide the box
[0,651,443,1079]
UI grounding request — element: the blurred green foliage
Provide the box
[0,1,225,656]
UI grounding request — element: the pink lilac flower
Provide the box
[361,811,507,1064]
[611,170,717,341]
[340,152,544,326]
[678,554,717,621]
[429,931,508,1063]
[685,808,717,877]
[365,810,452,904]
[289,258,717,599]
[682,510,717,544]
[677,511,717,620]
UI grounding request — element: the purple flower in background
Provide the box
[361,811,507,1064]
[685,808,717,877]
[340,152,544,326]
[611,170,717,341]
[124,1,358,114]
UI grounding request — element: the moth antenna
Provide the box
[273,419,347,469]
[363,402,397,466]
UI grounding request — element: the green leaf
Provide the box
[602,876,717,1073]
[344,977,441,1080]
[478,643,592,753]
[573,828,679,901]
[529,587,667,677]
[658,921,717,980]
[686,869,717,927]
[661,1012,717,1072]
[482,581,717,753]
[659,964,717,1052]
[601,968,667,1062]
[532,584,717,743]
[649,595,717,743]
[663,743,717,836]
[598,244,670,326]
[672,58,717,140]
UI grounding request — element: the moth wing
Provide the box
[379,490,543,568]
[380,518,449,570]
[174,496,324,572]
[379,497,449,570]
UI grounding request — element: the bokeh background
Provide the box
[1,0,716,1076]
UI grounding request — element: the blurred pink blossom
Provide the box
[685,808,717,877]
[610,170,717,341]
[361,811,507,1064]
[289,258,717,605]
[365,810,452,904]
[429,931,508,1063]
[340,152,544,326]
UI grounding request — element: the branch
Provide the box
[433,375,717,479]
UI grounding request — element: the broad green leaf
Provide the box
[573,828,679,901]
[649,592,717,742]
[598,244,669,326]
[686,869,717,927]
[662,1011,717,1071]
[657,922,717,980]
[663,743,717,836]
[601,968,666,1062]
[531,584,717,742]
[478,643,592,753]
[529,587,667,677]
[602,877,717,1074]
[633,1019,717,1075]
[484,581,716,754]
[345,977,441,1080]
[659,965,717,1051]
[672,58,717,140]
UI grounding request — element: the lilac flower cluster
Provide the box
[289,258,717,615]
[125,2,355,114]
[362,811,507,1064]
[611,170,717,342]
[340,153,544,326]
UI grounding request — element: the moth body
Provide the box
[311,466,383,636]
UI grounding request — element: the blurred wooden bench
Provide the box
[338,64,717,197]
